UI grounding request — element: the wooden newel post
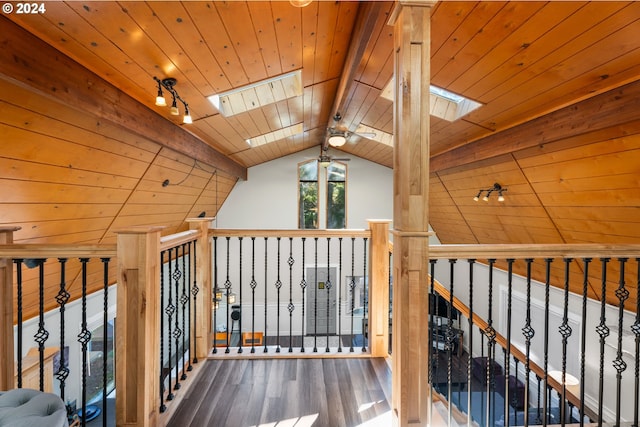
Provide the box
[115,226,164,427]
[0,227,20,391]
[368,220,392,357]
[187,218,213,360]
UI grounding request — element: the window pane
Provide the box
[299,161,318,181]
[327,181,345,229]
[327,162,345,181]
[299,182,318,229]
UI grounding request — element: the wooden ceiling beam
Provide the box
[0,18,247,180]
[430,78,640,173]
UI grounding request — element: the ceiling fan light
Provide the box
[328,134,346,147]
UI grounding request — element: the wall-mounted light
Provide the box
[153,76,192,124]
[473,183,507,202]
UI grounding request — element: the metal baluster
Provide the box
[485,259,497,427]
[101,258,110,427]
[513,358,520,425]
[180,244,189,378]
[34,258,48,392]
[428,259,436,427]
[287,237,294,353]
[173,246,183,388]
[212,237,219,354]
[596,257,610,426]
[543,258,553,427]
[349,237,356,352]
[15,259,23,388]
[559,258,573,427]
[159,250,167,410]
[190,241,198,366]
[166,248,175,398]
[536,374,542,424]
[614,258,629,427]
[337,237,343,353]
[264,237,269,353]
[467,258,475,427]
[78,258,91,427]
[326,237,332,353]
[299,237,306,353]
[237,237,243,354]
[224,238,232,354]
[313,237,319,352]
[275,237,282,353]
[522,258,535,427]
[55,258,70,400]
[361,237,368,352]
[633,257,640,427]
[580,258,591,427]
[504,258,515,427]
[250,237,258,353]
[447,258,456,427]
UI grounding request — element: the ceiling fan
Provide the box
[317,145,350,167]
[326,113,376,148]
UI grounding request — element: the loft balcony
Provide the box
[1,223,638,427]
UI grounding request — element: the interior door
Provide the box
[306,266,337,335]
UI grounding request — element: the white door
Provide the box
[306,266,337,335]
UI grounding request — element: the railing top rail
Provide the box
[209,229,372,239]
[160,229,200,251]
[427,243,640,259]
[0,244,117,259]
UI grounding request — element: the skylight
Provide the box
[246,123,303,147]
[209,70,303,117]
[380,78,482,122]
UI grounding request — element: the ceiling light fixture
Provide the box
[328,133,347,147]
[473,183,507,202]
[289,0,312,7]
[153,76,192,124]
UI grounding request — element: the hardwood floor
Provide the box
[168,358,392,427]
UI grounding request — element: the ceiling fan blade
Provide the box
[354,131,377,138]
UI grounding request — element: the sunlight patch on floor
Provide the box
[250,413,319,427]
[354,410,393,426]
[358,400,385,413]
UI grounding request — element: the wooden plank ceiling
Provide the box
[2,1,640,312]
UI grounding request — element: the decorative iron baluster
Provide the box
[535,374,542,424]
[15,259,23,388]
[101,257,110,427]
[633,257,640,427]
[543,258,553,427]
[485,259,497,427]
[299,237,306,353]
[337,237,343,353]
[428,259,436,427]
[467,258,475,425]
[522,258,535,427]
[224,237,232,354]
[160,250,167,410]
[287,237,295,353]
[325,237,332,353]
[237,237,243,354]
[55,258,70,400]
[596,257,610,426]
[614,258,629,427]
[172,246,183,389]
[34,258,48,392]
[250,237,258,354]
[180,243,189,379]
[559,258,573,427]
[212,237,219,354]
[275,237,282,353]
[504,258,515,427]
[580,257,591,427]
[264,237,269,353]
[361,238,368,352]
[349,237,356,352]
[447,258,456,427]
[513,358,520,425]
[78,258,91,427]
[313,237,318,352]
[191,241,199,365]
[186,242,195,369]
[165,248,175,399]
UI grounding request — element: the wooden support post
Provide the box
[368,220,391,358]
[0,227,20,391]
[389,2,435,426]
[115,226,164,427]
[187,218,213,360]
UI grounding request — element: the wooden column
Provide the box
[0,227,20,390]
[368,220,391,357]
[115,226,164,427]
[187,218,213,360]
[389,2,435,426]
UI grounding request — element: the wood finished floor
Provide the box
[168,358,392,427]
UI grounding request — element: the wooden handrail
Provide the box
[160,229,200,251]
[0,244,117,259]
[432,280,599,422]
[428,243,640,259]
[210,228,371,239]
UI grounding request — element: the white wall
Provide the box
[216,147,394,230]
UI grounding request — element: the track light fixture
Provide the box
[153,76,192,124]
[473,183,507,202]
